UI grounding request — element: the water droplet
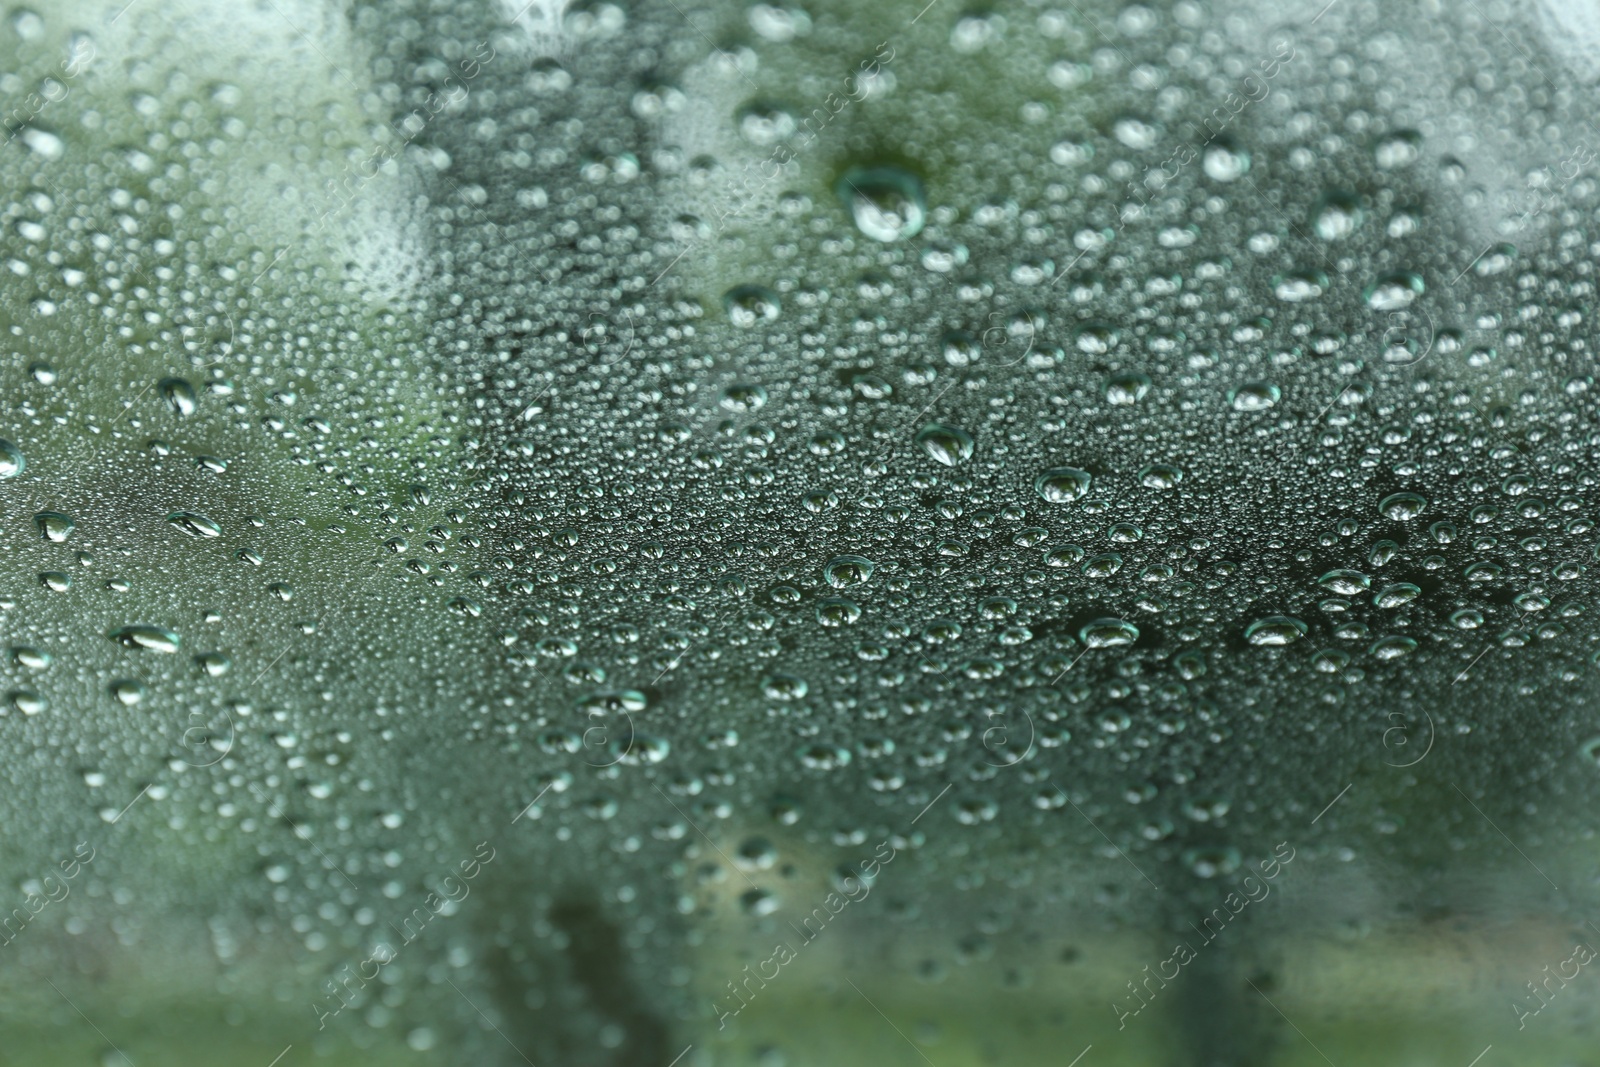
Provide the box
[1034,467,1091,503]
[1228,381,1280,411]
[720,383,768,412]
[1202,138,1250,182]
[955,796,999,824]
[724,285,781,327]
[1138,463,1183,489]
[1245,616,1307,646]
[1181,796,1231,822]
[1319,569,1370,595]
[735,837,779,871]
[1369,635,1418,660]
[109,625,182,653]
[799,743,852,770]
[1312,192,1364,240]
[577,689,647,716]
[823,555,874,588]
[915,423,974,467]
[762,672,809,701]
[1473,243,1517,277]
[740,888,781,916]
[0,439,25,479]
[1183,846,1241,878]
[1081,552,1123,578]
[836,165,926,242]
[168,512,222,538]
[920,241,968,272]
[1043,544,1086,568]
[1374,130,1421,169]
[1379,492,1427,521]
[20,127,62,160]
[816,598,861,627]
[1105,372,1151,405]
[158,377,197,416]
[1273,271,1327,303]
[1364,271,1424,310]
[1078,618,1139,648]
[34,511,74,542]
[110,679,147,705]
[1373,583,1420,609]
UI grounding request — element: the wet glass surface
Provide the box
[3,0,1600,1064]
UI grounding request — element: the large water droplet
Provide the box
[836,165,926,242]
[915,423,974,467]
[1373,583,1421,609]
[720,383,768,412]
[823,555,874,588]
[1244,616,1307,646]
[1378,492,1427,521]
[1228,381,1280,411]
[1202,138,1250,182]
[1312,192,1364,240]
[109,625,182,653]
[723,285,780,327]
[1138,463,1183,489]
[1105,372,1151,405]
[1034,467,1091,503]
[159,377,197,416]
[1319,569,1370,595]
[168,512,222,538]
[1078,618,1139,648]
[1364,272,1424,310]
[34,511,74,542]
[761,672,808,701]
[0,439,25,479]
